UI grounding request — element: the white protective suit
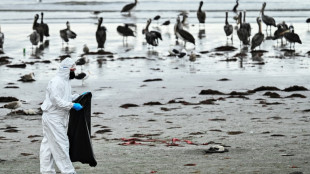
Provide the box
[40,58,79,174]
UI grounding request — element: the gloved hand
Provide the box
[72,103,83,111]
[82,92,89,95]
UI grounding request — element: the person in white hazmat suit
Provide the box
[40,58,84,174]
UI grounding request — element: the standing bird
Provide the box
[29,30,40,47]
[272,23,286,45]
[59,21,77,44]
[75,71,90,86]
[142,19,162,47]
[224,12,233,42]
[2,101,22,114]
[83,44,89,54]
[96,17,107,50]
[237,12,249,46]
[0,26,4,50]
[40,12,49,37]
[242,11,251,38]
[261,2,276,34]
[232,0,239,24]
[76,57,88,71]
[117,24,135,43]
[181,13,189,28]
[197,1,206,27]
[175,16,195,47]
[121,0,138,15]
[251,17,264,50]
[306,18,310,30]
[32,14,44,43]
[283,25,302,50]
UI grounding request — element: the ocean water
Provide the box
[0,0,310,24]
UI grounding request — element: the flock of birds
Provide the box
[0,0,308,55]
[1,0,310,114]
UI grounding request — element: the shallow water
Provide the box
[0,0,310,110]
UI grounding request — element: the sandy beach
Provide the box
[1,0,310,173]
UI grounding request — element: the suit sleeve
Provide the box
[48,80,73,110]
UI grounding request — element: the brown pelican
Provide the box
[142,19,162,47]
[272,22,287,45]
[224,12,233,41]
[121,0,137,15]
[96,17,106,50]
[306,18,310,30]
[261,2,276,33]
[179,13,189,29]
[32,14,44,43]
[0,26,4,50]
[117,24,135,43]
[60,21,77,44]
[251,17,264,50]
[40,12,49,37]
[242,11,251,37]
[237,12,249,45]
[283,25,302,50]
[232,0,239,23]
[197,1,206,26]
[176,16,195,47]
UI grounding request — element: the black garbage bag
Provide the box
[67,92,97,167]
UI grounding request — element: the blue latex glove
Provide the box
[72,103,83,111]
[82,92,89,95]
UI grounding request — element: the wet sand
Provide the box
[0,15,310,174]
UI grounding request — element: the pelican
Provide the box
[40,12,49,37]
[283,25,302,50]
[261,2,276,34]
[306,18,310,30]
[175,16,195,47]
[232,0,239,13]
[96,17,106,50]
[242,11,251,38]
[181,13,189,28]
[232,0,239,23]
[59,21,77,44]
[197,1,206,27]
[121,0,137,15]
[251,17,264,50]
[117,24,135,43]
[142,19,162,47]
[0,26,4,50]
[32,14,44,43]
[224,12,233,42]
[272,23,286,45]
[237,12,249,45]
